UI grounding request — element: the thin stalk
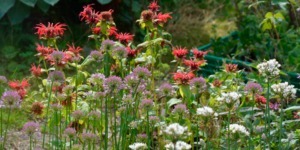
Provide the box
[266,79,271,147]
[30,135,32,150]
[146,110,150,150]
[279,97,284,149]
[75,63,79,110]
[42,82,53,148]
[104,96,108,150]
[227,109,231,150]
[3,107,11,149]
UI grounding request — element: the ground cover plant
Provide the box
[0,1,300,150]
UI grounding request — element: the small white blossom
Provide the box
[196,106,214,116]
[165,141,191,150]
[164,123,188,137]
[257,59,281,77]
[228,124,249,136]
[217,92,241,104]
[129,142,147,150]
[271,82,297,99]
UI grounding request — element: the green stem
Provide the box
[3,107,11,149]
[30,135,32,150]
[266,79,271,147]
[42,82,53,148]
[279,97,283,149]
[146,110,150,150]
[227,109,231,150]
[104,96,108,150]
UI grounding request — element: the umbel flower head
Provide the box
[217,92,241,104]
[164,123,189,137]
[89,50,103,62]
[129,142,147,150]
[22,121,40,136]
[257,59,281,78]
[159,83,173,96]
[64,127,76,139]
[133,66,151,79]
[271,82,297,99]
[172,104,188,114]
[48,71,65,84]
[104,76,124,93]
[196,106,214,117]
[165,141,192,150]
[1,91,21,107]
[228,124,249,136]
[190,77,206,93]
[81,132,97,143]
[244,82,263,94]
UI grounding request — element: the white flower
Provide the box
[129,142,147,150]
[165,142,175,150]
[164,123,188,136]
[196,106,214,116]
[217,92,241,104]
[257,59,281,77]
[228,124,249,136]
[165,141,191,150]
[175,141,192,150]
[271,82,297,99]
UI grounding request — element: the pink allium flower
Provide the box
[22,121,40,136]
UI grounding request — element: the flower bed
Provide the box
[0,1,299,150]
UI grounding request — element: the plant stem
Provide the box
[146,110,150,150]
[42,82,53,148]
[104,96,108,150]
[279,97,284,149]
[227,109,231,150]
[3,107,11,149]
[266,79,271,147]
[30,135,32,150]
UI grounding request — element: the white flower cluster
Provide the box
[217,92,241,104]
[165,141,192,150]
[271,82,297,99]
[196,106,214,117]
[257,59,281,77]
[129,142,147,150]
[228,124,249,136]
[164,123,188,137]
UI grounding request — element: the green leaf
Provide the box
[284,106,300,112]
[265,12,273,19]
[0,0,16,19]
[97,0,112,5]
[167,98,182,108]
[37,0,50,13]
[7,2,31,24]
[43,0,59,6]
[20,0,37,7]
[274,12,285,21]
[1,46,19,59]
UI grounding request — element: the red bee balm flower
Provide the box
[67,44,82,55]
[192,49,208,60]
[173,72,195,85]
[155,12,172,24]
[98,9,114,22]
[108,26,118,37]
[183,59,205,70]
[148,1,160,12]
[116,33,134,44]
[172,47,188,59]
[79,4,100,24]
[126,47,138,58]
[30,64,42,77]
[36,44,54,58]
[35,22,67,39]
[92,27,101,34]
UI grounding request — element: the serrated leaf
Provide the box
[0,0,16,19]
[97,0,112,5]
[7,1,31,24]
[20,0,37,7]
[37,0,50,13]
[43,0,59,6]
[167,98,182,108]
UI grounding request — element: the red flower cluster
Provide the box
[126,47,138,58]
[30,64,42,77]
[116,33,134,45]
[172,47,188,59]
[148,1,160,12]
[255,95,267,104]
[183,59,205,70]
[225,64,238,73]
[173,72,195,85]
[67,43,83,56]
[79,4,100,24]
[46,51,72,67]
[192,49,209,60]
[35,22,66,39]
[36,44,54,58]
[155,12,172,24]
[8,79,30,99]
